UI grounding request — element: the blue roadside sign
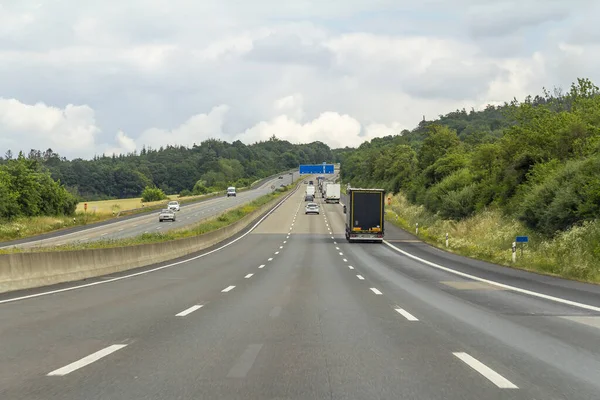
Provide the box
[515,236,529,243]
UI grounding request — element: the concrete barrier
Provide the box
[0,185,299,294]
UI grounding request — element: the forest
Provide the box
[1,137,332,203]
[339,78,600,237]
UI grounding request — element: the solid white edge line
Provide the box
[176,304,203,317]
[395,308,419,321]
[245,273,254,278]
[47,344,127,376]
[452,352,518,389]
[370,287,382,295]
[356,275,365,280]
[0,187,299,305]
[222,285,236,292]
[383,240,600,313]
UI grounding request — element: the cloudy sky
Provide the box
[1,0,599,159]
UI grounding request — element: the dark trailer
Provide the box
[344,188,385,243]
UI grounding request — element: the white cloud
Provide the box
[236,112,363,149]
[135,105,230,150]
[104,130,137,156]
[273,94,305,120]
[0,98,99,158]
[1,1,600,160]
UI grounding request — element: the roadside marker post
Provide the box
[515,236,528,258]
[512,241,517,263]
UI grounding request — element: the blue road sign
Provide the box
[515,236,529,243]
[299,164,334,174]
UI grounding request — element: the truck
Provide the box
[325,183,340,203]
[344,187,385,243]
[305,185,315,197]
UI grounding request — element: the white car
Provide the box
[305,202,320,214]
[167,201,180,211]
[159,209,176,222]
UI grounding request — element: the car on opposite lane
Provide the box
[167,201,180,211]
[305,202,320,214]
[159,209,176,222]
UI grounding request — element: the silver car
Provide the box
[159,209,176,222]
[305,203,319,214]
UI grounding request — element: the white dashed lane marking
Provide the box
[395,308,419,321]
[47,345,127,376]
[176,305,204,317]
[453,352,518,389]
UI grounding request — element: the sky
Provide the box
[1,0,599,159]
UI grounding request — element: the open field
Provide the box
[75,195,180,214]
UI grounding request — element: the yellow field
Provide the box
[76,195,179,215]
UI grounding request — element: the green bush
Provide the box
[519,155,600,234]
[179,189,192,198]
[192,180,209,195]
[141,186,167,203]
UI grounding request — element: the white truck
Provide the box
[325,183,341,203]
[306,185,316,197]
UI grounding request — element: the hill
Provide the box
[340,78,600,236]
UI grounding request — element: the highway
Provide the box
[1,184,600,399]
[0,172,298,250]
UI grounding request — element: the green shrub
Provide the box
[519,155,600,234]
[141,186,167,203]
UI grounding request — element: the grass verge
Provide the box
[0,184,295,254]
[0,213,115,242]
[386,192,600,284]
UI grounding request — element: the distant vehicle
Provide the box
[159,209,176,222]
[305,202,320,214]
[344,187,385,243]
[278,176,283,179]
[309,180,314,185]
[325,183,341,203]
[305,185,315,197]
[304,180,308,184]
[167,201,180,212]
[304,194,314,202]
[227,186,236,197]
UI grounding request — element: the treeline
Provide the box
[1,137,333,200]
[340,78,600,236]
[0,154,78,219]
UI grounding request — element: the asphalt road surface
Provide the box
[1,172,299,250]
[1,185,599,399]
